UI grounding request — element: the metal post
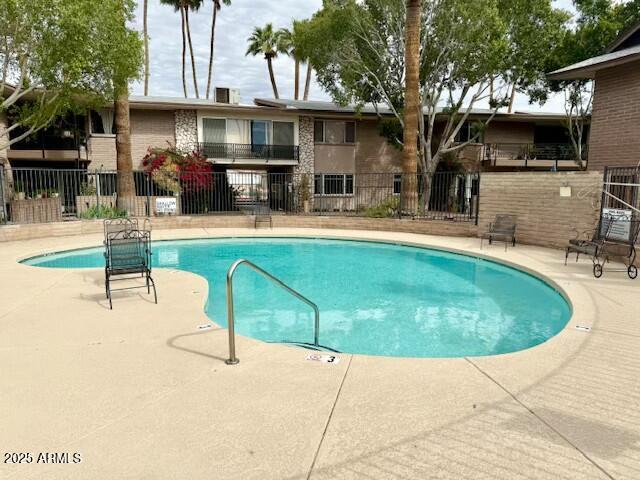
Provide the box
[225,259,320,365]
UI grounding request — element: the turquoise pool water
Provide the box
[22,238,571,358]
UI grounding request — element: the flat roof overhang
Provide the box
[547,46,640,81]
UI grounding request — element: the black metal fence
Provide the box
[0,166,480,225]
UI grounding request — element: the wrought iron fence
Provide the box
[198,143,299,162]
[483,143,588,169]
[0,167,480,225]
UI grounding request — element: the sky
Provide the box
[131,0,577,113]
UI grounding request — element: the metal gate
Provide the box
[599,166,640,239]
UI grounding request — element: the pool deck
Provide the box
[1,227,639,480]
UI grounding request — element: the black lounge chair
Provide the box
[104,228,157,309]
[480,214,517,251]
[591,218,640,279]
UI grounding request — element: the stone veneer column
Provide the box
[297,116,315,177]
[294,116,316,210]
[174,110,198,151]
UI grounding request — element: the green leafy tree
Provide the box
[205,0,232,99]
[306,0,511,209]
[543,0,640,165]
[246,23,286,99]
[0,0,142,150]
[497,0,569,112]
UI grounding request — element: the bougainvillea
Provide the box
[142,145,213,193]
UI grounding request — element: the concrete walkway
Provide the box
[0,228,638,480]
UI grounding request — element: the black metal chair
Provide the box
[592,218,640,279]
[565,217,614,265]
[104,228,157,309]
[104,218,139,239]
[480,214,517,251]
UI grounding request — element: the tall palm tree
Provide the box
[402,0,422,208]
[206,0,231,99]
[160,0,188,97]
[143,0,149,95]
[160,0,202,98]
[303,61,313,101]
[246,24,283,99]
[183,0,203,98]
[276,27,296,98]
[403,0,421,175]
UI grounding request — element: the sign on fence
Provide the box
[156,197,177,215]
[601,207,633,241]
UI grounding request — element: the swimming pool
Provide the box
[23,237,571,358]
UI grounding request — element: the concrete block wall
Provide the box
[478,171,602,248]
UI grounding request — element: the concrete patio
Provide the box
[0,228,638,479]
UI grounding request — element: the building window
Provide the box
[393,174,402,195]
[314,174,354,195]
[455,121,482,143]
[314,120,324,143]
[314,120,356,144]
[89,110,116,135]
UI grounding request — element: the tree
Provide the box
[542,0,640,165]
[246,24,284,99]
[184,0,203,98]
[306,0,511,210]
[496,0,569,112]
[0,0,142,151]
[111,0,145,210]
[403,0,421,187]
[205,0,231,99]
[143,0,150,95]
[278,21,312,100]
[160,0,203,98]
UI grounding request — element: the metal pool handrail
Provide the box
[225,259,320,365]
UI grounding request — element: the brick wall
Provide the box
[589,60,640,170]
[0,215,476,242]
[88,109,175,170]
[478,171,602,248]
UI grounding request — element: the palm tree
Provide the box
[205,0,231,99]
[143,0,149,95]
[183,0,203,98]
[279,21,313,101]
[246,24,283,99]
[160,0,202,98]
[402,0,421,208]
[160,0,188,97]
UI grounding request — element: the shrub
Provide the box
[80,205,128,219]
[364,196,400,218]
[142,145,213,194]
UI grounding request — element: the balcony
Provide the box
[483,143,588,170]
[198,143,299,164]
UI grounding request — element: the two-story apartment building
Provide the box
[548,22,640,170]
[1,87,585,220]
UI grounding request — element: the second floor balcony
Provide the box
[483,143,588,170]
[197,143,299,164]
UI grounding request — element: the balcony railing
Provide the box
[198,143,299,162]
[483,143,588,169]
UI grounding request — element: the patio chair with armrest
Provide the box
[592,218,640,279]
[480,215,517,251]
[565,217,614,265]
[104,228,157,309]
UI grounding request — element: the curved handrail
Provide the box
[225,259,320,365]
